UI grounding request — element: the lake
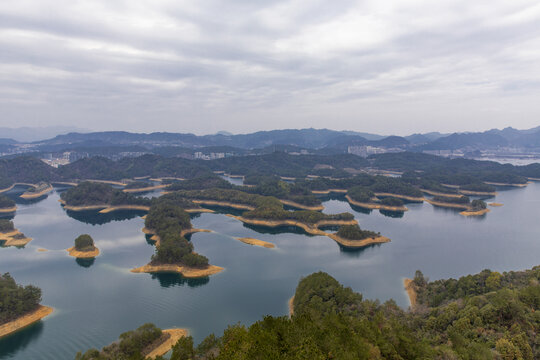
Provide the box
[1,182,540,359]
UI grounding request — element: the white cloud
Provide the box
[0,0,540,134]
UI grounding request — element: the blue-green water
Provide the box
[1,183,540,359]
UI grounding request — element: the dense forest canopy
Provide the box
[145,198,208,268]
[160,266,539,359]
[0,219,14,232]
[74,234,95,251]
[0,273,42,325]
[336,224,380,240]
[60,182,150,207]
[75,323,164,360]
[0,195,15,209]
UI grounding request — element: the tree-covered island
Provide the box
[67,234,100,258]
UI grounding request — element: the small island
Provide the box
[460,199,490,216]
[67,234,100,258]
[236,237,275,248]
[132,199,224,278]
[0,195,16,214]
[0,219,32,247]
[328,224,390,248]
[20,182,53,199]
[0,273,53,339]
[75,323,188,360]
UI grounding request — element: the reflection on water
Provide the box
[65,210,146,225]
[348,204,373,215]
[379,210,405,218]
[2,184,540,360]
[75,257,96,268]
[0,321,44,357]
[150,273,210,288]
[242,223,316,236]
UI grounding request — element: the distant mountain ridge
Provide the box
[3,126,540,154]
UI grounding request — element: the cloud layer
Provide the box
[1,0,540,134]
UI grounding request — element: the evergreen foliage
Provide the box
[0,273,42,325]
[74,234,95,251]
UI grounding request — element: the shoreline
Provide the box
[191,199,255,210]
[131,263,224,278]
[373,192,424,202]
[488,202,503,207]
[99,205,150,213]
[85,179,127,186]
[460,208,491,216]
[484,181,528,187]
[279,199,324,211]
[425,198,469,210]
[20,184,53,199]
[235,237,275,248]
[123,184,169,193]
[62,203,150,213]
[0,230,32,247]
[311,189,347,195]
[403,279,417,309]
[327,233,391,248]
[63,204,108,211]
[0,305,53,339]
[346,195,408,212]
[458,189,497,196]
[51,181,78,187]
[67,246,100,258]
[0,184,15,193]
[226,215,385,248]
[420,189,461,198]
[0,206,17,213]
[145,328,189,359]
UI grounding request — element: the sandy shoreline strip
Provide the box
[226,215,386,248]
[123,184,169,193]
[67,246,100,258]
[484,181,528,187]
[0,184,15,193]
[327,233,391,248]
[236,237,275,248]
[131,264,224,278]
[20,184,53,199]
[0,306,53,339]
[311,189,347,195]
[192,199,255,210]
[488,202,503,207]
[99,205,150,213]
[460,209,490,216]
[373,193,424,202]
[403,279,417,308]
[145,329,189,359]
[458,190,497,196]
[425,198,470,210]
[420,189,462,198]
[346,195,408,212]
[0,206,17,213]
[0,230,32,247]
[279,199,324,211]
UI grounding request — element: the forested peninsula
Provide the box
[75,264,540,359]
[0,273,52,339]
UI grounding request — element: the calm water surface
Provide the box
[1,183,540,359]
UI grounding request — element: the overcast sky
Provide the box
[1,0,540,135]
